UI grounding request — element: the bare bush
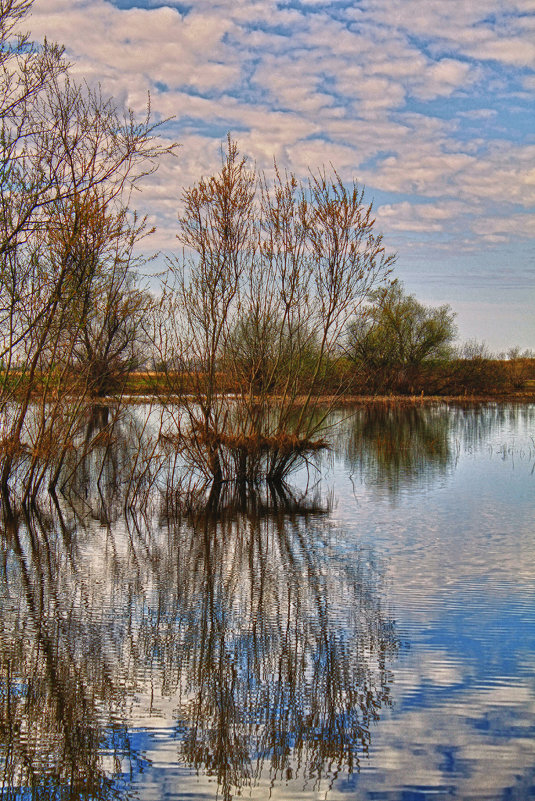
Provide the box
[156,139,394,495]
[0,0,176,499]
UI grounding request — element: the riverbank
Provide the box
[3,369,535,405]
[122,371,535,405]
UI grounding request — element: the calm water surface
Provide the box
[1,403,534,800]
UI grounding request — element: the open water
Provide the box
[0,403,534,800]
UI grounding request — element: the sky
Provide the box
[28,0,535,351]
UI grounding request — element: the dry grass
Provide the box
[123,370,535,404]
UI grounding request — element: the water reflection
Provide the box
[337,404,452,494]
[335,402,535,496]
[0,499,133,800]
[160,507,396,798]
[2,402,534,800]
[0,482,397,800]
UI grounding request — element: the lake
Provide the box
[1,402,534,800]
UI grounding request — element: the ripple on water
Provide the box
[1,403,534,800]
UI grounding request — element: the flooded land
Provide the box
[1,402,534,800]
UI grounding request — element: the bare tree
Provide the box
[157,138,256,487]
[0,0,176,498]
[158,140,394,498]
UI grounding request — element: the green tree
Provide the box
[222,311,320,393]
[347,280,456,392]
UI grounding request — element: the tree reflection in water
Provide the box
[336,402,533,497]
[1,402,533,798]
[0,446,398,800]
[0,496,135,800]
[338,403,452,494]
[153,496,397,799]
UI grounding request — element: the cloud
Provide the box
[471,212,535,240]
[24,0,535,346]
[367,149,476,197]
[376,200,471,234]
[464,34,535,67]
[457,108,498,119]
[412,59,477,100]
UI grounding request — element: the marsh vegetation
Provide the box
[0,0,395,504]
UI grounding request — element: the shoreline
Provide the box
[108,390,535,406]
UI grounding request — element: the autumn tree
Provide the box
[44,191,153,397]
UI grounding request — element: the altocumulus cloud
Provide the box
[29,0,535,349]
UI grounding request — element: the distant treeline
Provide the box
[120,357,535,399]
